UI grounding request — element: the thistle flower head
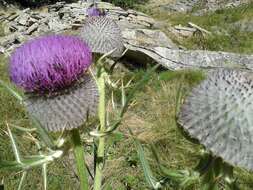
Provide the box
[81,16,124,57]
[9,35,92,93]
[86,6,105,16]
[178,69,253,171]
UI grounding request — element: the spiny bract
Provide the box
[81,15,124,58]
[178,69,253,171]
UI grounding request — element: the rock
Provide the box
[124,42,253,70]
[0,46,5,54]
[7,13,18,21]
[233,19,253,32]
[0,33,18,47]
[26,23,39,34]
[48,18,69,31]
[17,13,30,26]
[195,0,251,15]
[122,28,178,49]
[161,0,199,13]
[171,25,197,37]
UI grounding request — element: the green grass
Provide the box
[1,55,253,189]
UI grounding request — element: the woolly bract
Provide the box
[81,16,124,57]
[178,69,253,171]
[25,74,99,131]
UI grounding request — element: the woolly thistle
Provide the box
[81,9,124,58]
[9,35,99,131]
[178,69,253,171]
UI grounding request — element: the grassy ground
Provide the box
[139,2,253,54]
[1,56,253,189]
[1,2,253,190]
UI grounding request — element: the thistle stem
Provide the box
[94,68,106,190]
[71,129,89,190]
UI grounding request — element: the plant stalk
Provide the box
[71,129,89,190]
[94,67,106,190]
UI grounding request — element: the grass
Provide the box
[1,54,253,189]
[139,2,253,54]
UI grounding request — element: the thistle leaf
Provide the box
[136,140,161,189]
[7,125,22,163]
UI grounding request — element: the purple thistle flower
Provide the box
[9,35,92,93]
[87,7,102,16]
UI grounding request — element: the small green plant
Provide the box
[104,0,148,9]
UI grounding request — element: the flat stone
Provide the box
[0,46,5,54]
[124,43,253,70]
[26,23,39,34]
[136,15,155,25]
[0,33,19,47]
[7,13,18,21]
[17,13,30,26]
[122,28,178,49]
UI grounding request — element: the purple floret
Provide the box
[87,7,105,16]
[9,35,92,93]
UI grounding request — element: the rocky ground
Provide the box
[0,0,253,71]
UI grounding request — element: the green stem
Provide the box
[94,68,106,190]
[71,129,89,190]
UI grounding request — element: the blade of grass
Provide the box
[42,164,47,190]
[0,79,23,102]
[6,124,22,164]
[17,171,27,190]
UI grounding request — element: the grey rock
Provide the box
[162,0,199,13]
[26,23,39,34]
[122,28,178,49]
[48,18,69,31]
[7,13,18,21]
[195,0,251,15]
[0,46,5,54]
[233,19,253,33]
[171,25,197,37]
[17,13,30,26]
[124,43,253,70]
[0,33,18,47]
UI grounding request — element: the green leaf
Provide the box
[0,79,23,102]
[0,160,23,171]
[30,117,54,148]
[71,129,89,190]
[131,132,161,190]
